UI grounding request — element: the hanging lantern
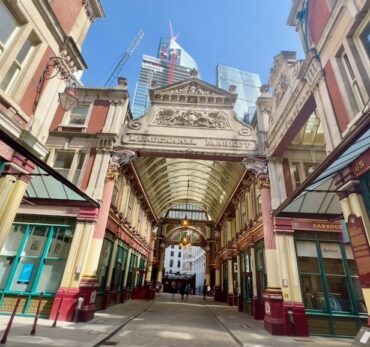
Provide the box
[58,85,79,111]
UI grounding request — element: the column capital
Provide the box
[257,176,270,190]
[105,164,120,182]
[241,158,268,176]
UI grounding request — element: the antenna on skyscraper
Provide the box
[104,30,144,87]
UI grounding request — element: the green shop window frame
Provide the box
[294,232,367,337]
[0,222,74,317]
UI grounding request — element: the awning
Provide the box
[275,113,370,218]
[0,129,99,207]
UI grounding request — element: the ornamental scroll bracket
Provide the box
[111,150,137,167]
[240,158,268,176]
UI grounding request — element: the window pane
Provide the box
[345,245,358,275]
[320,243,345,275]
[351,277,367,313]
[296,241,320,273]
[22,225,49,257]
[360,22,370,59]
[47,227,73,258]
[36,259,66,293]
[0,1,17,46]
[0,224,26,256]
[300,274,325,310]
[0,62,20,91]
[54,152,74,178]
[0,256,13,289]
[68,106,89,125]
[16,38,33,64]
[325,276,351,312]
[9,257,40,292]
[292,162,302,187]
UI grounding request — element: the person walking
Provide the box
[185,283,190,300]
[180,282,186,300]
[203,279,207,301]
[171,281,177,300]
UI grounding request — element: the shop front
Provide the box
[0,218,74,317]
[240,250,253,315]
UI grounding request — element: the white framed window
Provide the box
[0,35,36,93]
[64,104,91,126]
[53,150,86,185]
[0,0,18,55]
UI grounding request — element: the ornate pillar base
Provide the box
[120,288,126,303]
[78,277,99,322]
[263,289,285,335]
[50,288,79,322]
[102,288,113,310]
[214,286,223,302]
[283,302,308,336]
[253,296,265,320]
[227,293,234,306]
[238,296,243,312]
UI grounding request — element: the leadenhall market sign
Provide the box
[119,77,262,158]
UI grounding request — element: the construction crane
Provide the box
[159,21,179,85]
[104,30,144,87]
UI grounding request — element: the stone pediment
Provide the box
[149,77,237,108]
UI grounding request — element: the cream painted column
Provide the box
[236,253,241,296]
[105,238,119,290]
[0,156,35,250]
[145,234,156,284]
[0,176,29,248]
[215,260,221,288]
[123,248,132,287]
[275,233,303,304]
[59,221,96,289]
[227,258,234,304]
[314,77,342,153]
[339,190,370,326]
[258,177,281,289]
[205,250,211,286]
[156,248,165,284]
[250,247,257,301]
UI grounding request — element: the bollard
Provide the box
[52,291,64,328]
[73,295,84,323]
[30,292,44,335]
[287,308,295,336]
[1,295,21,344]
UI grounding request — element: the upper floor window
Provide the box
[359,19,370,61]
[0,0,18,54]
[178,252,181,257]
[53,150,86,185]
[65,105,90,126]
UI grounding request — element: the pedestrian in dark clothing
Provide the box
[203,280,207,301]
[185,283,190,300]
[180,283,186,300]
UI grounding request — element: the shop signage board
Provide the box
[292,220,342,232]
[347,214,370,286]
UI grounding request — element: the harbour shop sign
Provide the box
[121,134,258,154]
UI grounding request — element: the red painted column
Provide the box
[258,176,285,335]
[78,164,119,321]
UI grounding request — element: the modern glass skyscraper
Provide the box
[216,64,261,123]
[132,38,198,118]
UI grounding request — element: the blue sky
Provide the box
[81,0,304,97]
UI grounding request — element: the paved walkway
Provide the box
[0,293,353,346]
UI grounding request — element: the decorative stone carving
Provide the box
[152,109,230,129]
[128,120,141,130]
[238,128,252,136]
[111,150,137,166]
[83,0,95,21]
[273,73,288,106]
[241,158,268,176]
[167,83,216,96]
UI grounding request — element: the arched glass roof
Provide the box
[134,157,245,221]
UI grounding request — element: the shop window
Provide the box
[296,239,366,314]
[0,223,73,295]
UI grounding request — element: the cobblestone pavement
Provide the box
[0,293,353,347]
